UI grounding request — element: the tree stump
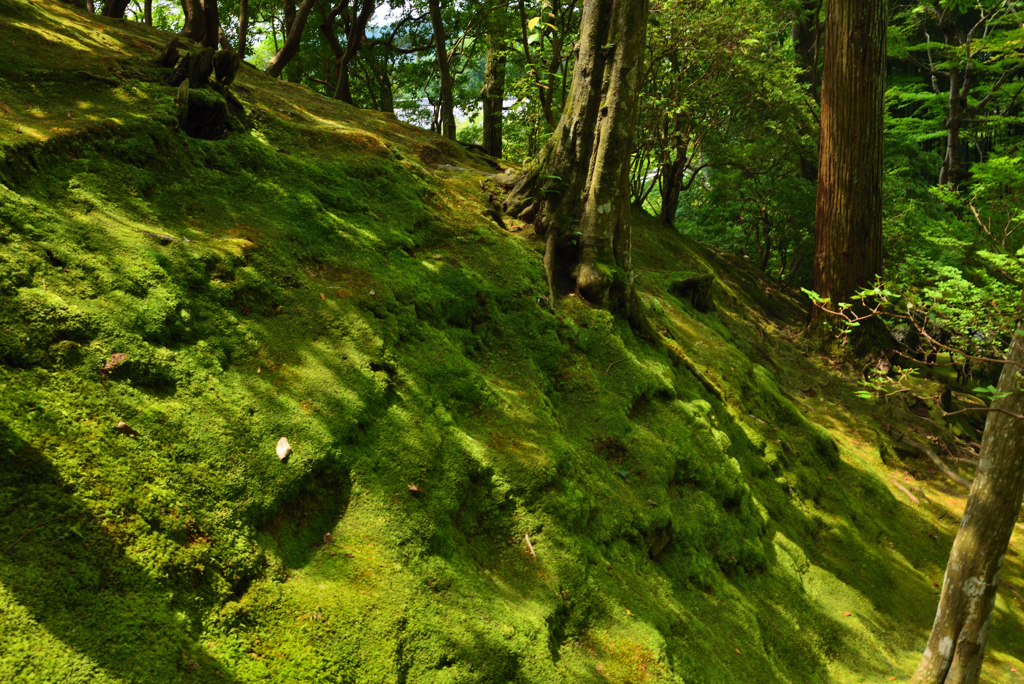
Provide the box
[213,48,241,86]
[670,274,715,313]
[175,78,190,129]
[157,37,180,68]
[170,53,191,86]
[189,47,215,87]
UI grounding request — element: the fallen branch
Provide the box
[77,70,119,86]
[918,443,973,489]
[891,480,920,506]
[524,533,536,560]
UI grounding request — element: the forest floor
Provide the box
[0,1,1022,682]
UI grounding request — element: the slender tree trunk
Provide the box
[333,0,375,104]
[144,0,152,24]
[793,0,823,182]
[481,35,506,158]
[940,66,963,185]
[428,0,456,140]
[658,159,685,228]
[200,0,221,49]
[504,0,651,330]
[265,0,316,78]
[237,0,249,59]
[181,0,207,42]
[811,0,886,324]
[910,295,1024,684]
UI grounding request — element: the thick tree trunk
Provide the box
[237,0,249,60]
[181,0,207,43]
[428,0,456,140]
[333,0,375,104]
[200,0,221,49]
[265,0,316,78]
[504,0,651,329]
[481,36,506,158]
[811,0,886,324]
[102,0,130,18]
[910,297,1024,684]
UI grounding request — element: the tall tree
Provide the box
[792,0,823,182]
[265,0,317,78]
[910,300,1024,684]
[481,35,506,157]
[237,0,249,59]
[428,0,457,140]
[505,0,650,327]
[811,0,886,325]
[331,0,377,103]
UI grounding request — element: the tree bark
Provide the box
[181,0,207,43]
[910,295,1024,684]
[265,0,317,78]
[481,35,506,158]
[504,0,651,329]
[811,0,886,324]
[427,0,456,140]
[144,0,152,25]
[237,0,249,60]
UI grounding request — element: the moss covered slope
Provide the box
[1,2,1023,682]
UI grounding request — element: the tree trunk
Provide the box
[811,0,886,324]
[428,0,456,140]
[237,0,249,60]
[938,14,962,186]
[481,35,506,158]
[144,0,152,25]
[504,0,651,329]
[200,0,221,49]
[181,0,207,43]
[333,0,375,104]
[102,0,130,18]
[658,159,685,228]
[265,0,316,78]
[793,0,823,182]
[910,296,1024,684]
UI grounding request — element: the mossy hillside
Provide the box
[2,1,1024,682]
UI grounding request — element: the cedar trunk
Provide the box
[811,0,886,323]
[910,297,1024,684]
[265,0,316,78]
[481,36,506,158]
[505,0,650,328]
[428,0,456,140]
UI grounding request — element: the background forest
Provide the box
[2,0,1024,682]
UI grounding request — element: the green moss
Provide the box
[1,2,1022,683]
